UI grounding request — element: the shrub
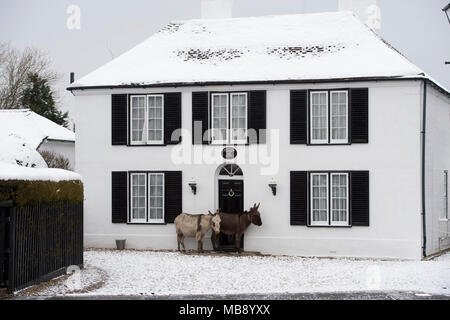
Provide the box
[39,150,72,171]
[0,179,83,207]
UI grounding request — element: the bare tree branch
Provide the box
[0,43,59,109]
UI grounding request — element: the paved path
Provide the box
[3,291,450,300]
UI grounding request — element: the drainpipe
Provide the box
[421,79,427,258]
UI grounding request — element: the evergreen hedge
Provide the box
[0,179,83,207]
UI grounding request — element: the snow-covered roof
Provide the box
[0,109,75,150]
[0,162,81,182]
[69,11,440,90]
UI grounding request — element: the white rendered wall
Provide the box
[424,85,450,255]
[73,80,423,259]
[38,140,75,170]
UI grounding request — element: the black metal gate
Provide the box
[0,201,11,289]
[0,201,83,292]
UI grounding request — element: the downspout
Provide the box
[421,79,427,258]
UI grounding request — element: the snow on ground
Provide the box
[0,162,81,182]
[21,250,450,296]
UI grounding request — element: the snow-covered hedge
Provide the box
[0,162,83,207]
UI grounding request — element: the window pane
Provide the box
[131,173,146,221]
[148,174,164,221]
[212,94,228,142]
[331,174,348,224]
[131,97,146,142]
[311,173,328,223]
[331,92,348,142]
[147,96,163,142]
[310,92,328,143]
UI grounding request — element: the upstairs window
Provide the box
[310,90,348,144]
[211,92,248,145]
[310,92,328,144]
[130,95,164,145]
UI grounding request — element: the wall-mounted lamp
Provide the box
[268,181,277,196]
[443,3,450,24]
[188,179,197,195]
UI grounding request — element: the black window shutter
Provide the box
[290,171,308,225]
[164,171,182,223]
[350,88,369,143]
[192,92,209,145]
[350,171,369,226]
[111,94,128,145]
[248,91,267,144]
[290,90,308,144]
[112,171,128,223]
[164,92,182,144]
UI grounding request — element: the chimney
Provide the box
[70,72,75,84]
[201,0,233,19]
[339,0,381,33]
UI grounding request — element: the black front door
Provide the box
[218,179,244,250]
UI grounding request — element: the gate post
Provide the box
[0,200,13,289]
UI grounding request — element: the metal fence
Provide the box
[0,201,83,292]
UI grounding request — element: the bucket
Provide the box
[115,239,126,250]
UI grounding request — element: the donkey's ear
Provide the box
[256,203,260,209]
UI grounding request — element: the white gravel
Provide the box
[27,249,450,297]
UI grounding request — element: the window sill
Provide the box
[126,222,168,225]
[127,143,167,147]
[307,142,351,146]
[307,225,352,228]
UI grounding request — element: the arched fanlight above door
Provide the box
[219,164,243,177]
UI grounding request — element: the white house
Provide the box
[68,11,450,259]
[0,109,75,169]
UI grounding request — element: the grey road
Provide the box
[2,291,450,300]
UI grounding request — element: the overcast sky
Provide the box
[0,0,449,127]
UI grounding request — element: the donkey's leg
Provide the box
[196,232,204,253]
[180,234,186,252]
[177,233,182,251]
[236,233,243,253]
[211,232,217,251]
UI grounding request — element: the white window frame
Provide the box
[130,95,147,145]
[148,173,165,223]
[230,92,248,144]
[330,173,349,226]
[146,94,164,145]
[211,93,229,145]
[310,172,329,226]
[130,173,147,223]
[309,91,329,144]
[330,91,349,144]
[130,94,164,145]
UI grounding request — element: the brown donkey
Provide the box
[211,203,262,253]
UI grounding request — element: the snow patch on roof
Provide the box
[0,109,74,150]
[70,11,427,89]
[0,135,47,168]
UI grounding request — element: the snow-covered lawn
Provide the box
[18,250,450,297]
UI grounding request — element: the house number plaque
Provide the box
[222,147,237,160]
